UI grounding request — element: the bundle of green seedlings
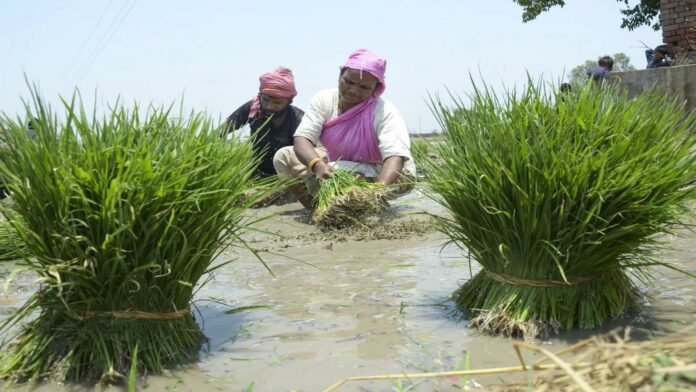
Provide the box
[313,169,389,229]
[426,81,696,337]
[0,219,29,262]
[0,90,267,383]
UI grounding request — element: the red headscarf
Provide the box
[249,67,297,119]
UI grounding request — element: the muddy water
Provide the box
[1,190,696,391]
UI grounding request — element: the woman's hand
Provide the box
[313,160,335,179]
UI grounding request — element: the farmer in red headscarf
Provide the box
[224,66,304,177]
[273,49,415,209]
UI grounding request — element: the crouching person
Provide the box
[273,49,416,209]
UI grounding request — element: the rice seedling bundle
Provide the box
[0,92,264,382]
[313,169,389,229]
[426,82,696,337]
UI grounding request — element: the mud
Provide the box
[1,189,696,391]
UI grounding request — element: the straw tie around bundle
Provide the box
[75,307,190,321]
[485,271,594,288]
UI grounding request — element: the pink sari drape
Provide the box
[319,97,382,163]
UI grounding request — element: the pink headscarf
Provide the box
[249,67,297,119]
[341,48,386,97]
[319,49,387,164]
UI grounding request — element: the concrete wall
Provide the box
[609,64,696,112]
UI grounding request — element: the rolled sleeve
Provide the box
[375,100,412,162]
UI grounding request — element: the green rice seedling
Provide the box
[410,138,430,168]
[0,220,28,262]
[425,81,696,337]
[313,169,389,228]
[410,138,434,180]
[0,89,267,383]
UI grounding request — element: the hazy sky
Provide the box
[1,0,662,132]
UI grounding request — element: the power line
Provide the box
[70,0,133,87]
[58,0,116,91]
[70,0,138,89]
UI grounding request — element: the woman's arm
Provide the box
[377,155,404,185]
[294,136,334,179]
[374,100,411,185]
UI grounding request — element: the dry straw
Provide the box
[323,327,696,392]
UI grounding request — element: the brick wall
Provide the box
[661,0,696,52]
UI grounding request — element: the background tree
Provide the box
[513,0,662,30]
[568,52,636,85]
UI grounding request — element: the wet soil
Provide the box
[1,189,695,391]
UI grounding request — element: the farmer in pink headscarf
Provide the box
[273,49,415,209]
[224,66,304,177]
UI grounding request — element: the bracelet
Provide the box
[308,157,323,172]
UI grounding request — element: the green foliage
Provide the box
[514,0,661,30]
[514,0,566,22]
[569,59,599,86]
[0,220,28,262]
[410,138,431,169]
[411,138,441,179]
[426,81,696,336]
[619,0,661,31]
[0,89,265,382]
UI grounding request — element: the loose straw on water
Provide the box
[322,327,696,392]
[322,363,595,392]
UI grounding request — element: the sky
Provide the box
[1,0,662,133]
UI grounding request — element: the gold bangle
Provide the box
[308,157,323,172]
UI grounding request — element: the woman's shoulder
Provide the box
[374,96,401,115]
[307,89,339,117]
[311,88,339,102]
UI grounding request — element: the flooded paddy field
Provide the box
[1,189,695,391]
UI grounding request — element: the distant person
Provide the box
[223,67,304,178]
[273,49,416,209]
[0,122,6,199]
[0,118,38,199]
[557,82,573,104]
[26,118,38,140]
[646,45,673,69]
[586,55,614,83]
